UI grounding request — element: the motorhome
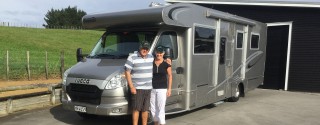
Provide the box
[61,3,267,118]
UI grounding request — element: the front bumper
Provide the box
[61,86,131,116]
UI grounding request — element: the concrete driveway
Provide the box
[166,89,320,125]
[0,89,319,125]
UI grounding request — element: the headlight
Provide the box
[104,73,127,89]
[62,68,71,85]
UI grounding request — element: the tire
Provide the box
[228,84,241,102]
[77,112,97,119]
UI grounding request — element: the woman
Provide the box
[150,46,172,125]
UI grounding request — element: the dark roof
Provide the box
[165,0,320,8]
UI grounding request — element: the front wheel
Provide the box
[228,84,241,102]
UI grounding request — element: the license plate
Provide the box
[74,106,86,113]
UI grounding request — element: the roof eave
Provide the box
[166,0,320,8]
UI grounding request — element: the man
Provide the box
[124,41,153,125]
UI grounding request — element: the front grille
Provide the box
[66,83,103,105]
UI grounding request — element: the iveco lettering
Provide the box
[75,78,90,84]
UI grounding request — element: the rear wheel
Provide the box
[228,84,241,102]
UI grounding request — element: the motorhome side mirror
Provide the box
[164,47,173,59]
[76,48,83,62]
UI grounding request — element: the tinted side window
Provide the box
[194,27,215,54]
[237,32,243,49]
[156,31,178,59]
[251,34,260,49]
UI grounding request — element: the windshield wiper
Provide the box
[88,53,128,59]
[89,53,115,58]
[115,54,129,59]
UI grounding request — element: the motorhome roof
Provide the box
[82,3,259,29]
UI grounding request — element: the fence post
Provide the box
[60,51,65,79]
[6,50,9,81]
[27,51,31,80]
[49,86,56,105]
[6,98,13,114]
[45,51,48,79]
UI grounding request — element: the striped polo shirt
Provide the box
[124,51,154,89]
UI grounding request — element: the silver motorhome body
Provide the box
[61,3,267,117]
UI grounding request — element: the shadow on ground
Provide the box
[49,105,131,125]
[49,103,219,125]
[165,103,218,120]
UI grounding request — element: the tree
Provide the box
[43,6,86,29]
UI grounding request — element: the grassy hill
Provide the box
[0,26,103,53]
[0,26,104,80]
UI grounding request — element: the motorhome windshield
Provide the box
[88,31,157,59]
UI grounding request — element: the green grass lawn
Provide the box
[0,26,104,81]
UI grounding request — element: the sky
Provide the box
[0,0,165,27]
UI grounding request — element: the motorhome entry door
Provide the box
[233,25,246,79]
[192,26,216,106]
